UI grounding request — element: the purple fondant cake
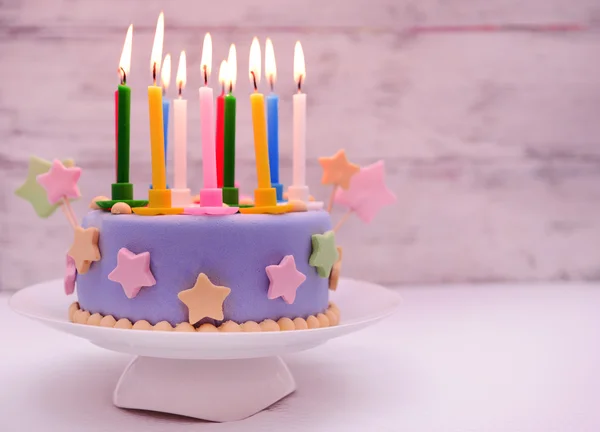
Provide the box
[76,210,333,327]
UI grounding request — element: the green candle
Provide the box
[222,92,238,205]
[117,84,131,183]
[224,93,236,187]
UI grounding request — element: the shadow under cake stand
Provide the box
[10,278,400,422]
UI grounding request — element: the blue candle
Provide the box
[267,93,283,201]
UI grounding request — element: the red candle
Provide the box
[216,93,225,188]
[216,60,227,188]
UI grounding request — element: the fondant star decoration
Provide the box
[178,273,231,324]
[329,246,343,291]
[309,230,339,278]
[15,156,75,217]
[68,226,101,274]
[64,254,77,296]
[108,248,156,299]
[318,149,360,190]
[334,160,396,223]
[36,159,81,205]
[266,255,306,304]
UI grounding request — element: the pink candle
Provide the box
[199,86,216,188]
[199,33,216,189]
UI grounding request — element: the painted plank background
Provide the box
[2,0,600,290]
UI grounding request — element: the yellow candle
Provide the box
[250,92,271,189]
[148,85,166,189]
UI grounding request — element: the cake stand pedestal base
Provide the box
[113,356,296,422]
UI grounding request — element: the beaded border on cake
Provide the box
[68,302,340,332]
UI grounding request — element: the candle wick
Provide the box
[178,83,183,97]
[297,75,302,93]
[269,76,274,92]
[251,71,257,91]
[229,82,233,94]
[221,82,225,95]
[203,65,208,86]
[119,67,127,85]
[153,62,157,85]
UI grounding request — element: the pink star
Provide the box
[334,160,396,223]
[108,248,156,299]
[64,254,77,296]
[266,255,307,305]
[36,159,81,204]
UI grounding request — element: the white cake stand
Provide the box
[10,278,400,422]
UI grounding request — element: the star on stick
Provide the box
[309,230,339,278]
[334,160,396,223]
[266,255,306,304]
[68,226,101,274]
[178,273,231,324]
[108,248,157,299]
[15,156,75,218]
[318,149,360,190]
[36,159,82,204]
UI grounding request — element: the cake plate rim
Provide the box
[10,277,401,360]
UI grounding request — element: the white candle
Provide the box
[173,99,187,189]
[292,41,306,188]
[174,51,187,190]
[292,92,306,186]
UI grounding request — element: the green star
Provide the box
[309,230,339,278]
[15,156,75,218]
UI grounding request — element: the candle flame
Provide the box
[150,12,165,83]
[200,33,212,85]
[249,37,261,91]
[227,44,237,92]
[218,60,228,88]
[293,41,306,91]
[265,38,276,89]
[118,24,133,84]
[161,53,171,92]
[176,51,187,96]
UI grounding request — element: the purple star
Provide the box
[108,248,156,299]
[36,159,81,204]
[266,255,307,304]
[334,160,396,223]
[64,254,77,296]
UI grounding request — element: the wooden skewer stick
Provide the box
[61,197,79,228]
[333,209,352,233]
[327,185,338,213]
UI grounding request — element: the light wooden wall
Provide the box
[2,0,599,290]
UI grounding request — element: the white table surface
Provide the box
[1,283,599,432]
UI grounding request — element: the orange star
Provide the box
[318,150,360,190]
[68,226,101,274]
[178,273,231,324]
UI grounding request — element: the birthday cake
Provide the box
[15,15,395,332]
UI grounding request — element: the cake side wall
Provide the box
[76,211,331,325]
[3,0,600,289]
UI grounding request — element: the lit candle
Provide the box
[113,24,133,200]
[161,53,171,172]
[222,45,238,206]
[287,41,308,202]
[148,12,166,190]
[134,12,181,215]
[215,60,226,188]
[199,33,217,191]
[241,37,291,214]
[249,38,271,191]
[265,38,282,201]
[171,51,191,206]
